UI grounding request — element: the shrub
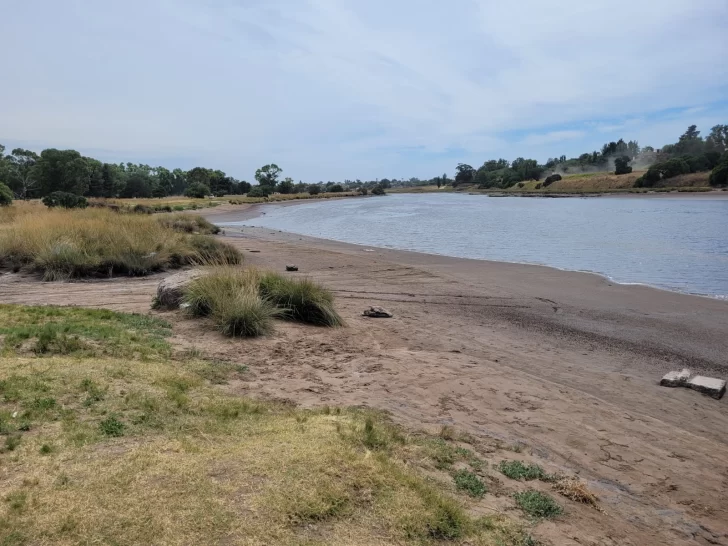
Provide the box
[710,157,728,187]
[259,273,344,326]
[42,192,88,209]
[132,204,153,214]
[543,174,562,186]
[157,214,221,235]
[99,415,125,437]
[534,183,542,190]
[614,155,632,175]
[371,185,386,196]
[359,187,368,195]
[498,460,546,481]
[513,490,562,519]
[330,184,344,193]
[187,235,242,265]
[247,186,269,198]
[183,268,280,336]
[0,183,13,206]
[308,185,321,196]
[453,469,487,498]
[184,182,210,198]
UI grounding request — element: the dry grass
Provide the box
[551,477,601,510]
[0,304,534,545]
[0,204,240,279]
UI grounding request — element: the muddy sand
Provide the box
[2,202,727,545]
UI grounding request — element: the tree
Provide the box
[674,125,704,155]
[276,177,294,194]
[371,184,386,195]
[101,163,120,198]
[614,156,632,175]
[706,125,728,152]
[0,182,13,206]
[85,158,104,198]
[247,186,269,198]
[454,164,475,186]
[184,182,211,198]
[187,167,212,188]
[308,185,321,195]
[4,149,39,199]
[255,164,282,193]
[33,149,90,196]
[120,173,153,198]
[155,167,175,197]
[330,184,343,192]
[709,155,728,186]
[235,180,252,195]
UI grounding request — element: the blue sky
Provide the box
[1,0,727,182]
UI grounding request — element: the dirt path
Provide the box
[2,223,727,546]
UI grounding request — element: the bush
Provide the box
[709,157,728,187]
[184,182,211,198]
[498,460,546,481]
[157,214,220,235]
[452,469,487,498]
[614,155,632,175]
[0,183,13,206]
[308,185,321,196]
[132,204,153,214]
[187,235,242,265]
[359,187,368,195]
[513,490,562,519]
[534,183,542,190]
[183,268,280,336]
[259,273,344,327]
[371,185,386,196]
[42,191,88,209]
[330,184,344,193]
[247,186,269,198]
[542,174,562,186]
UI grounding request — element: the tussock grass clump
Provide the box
[183,268,280,337]
[259,272,344,326]
[156,214,220,235]
[498,459,547,481]
[514,490,562,519]
[0,207,240,279]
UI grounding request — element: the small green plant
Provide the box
[453,469,487,498]
[498,460,546,481]
[39,443,54,454]
[4,434,21,452]
[99,415,125,437]
[80,378,105,406]
[5,491,27,512]
[363,417,387,449]
[514,490,562,519]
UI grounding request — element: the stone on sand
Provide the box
[660,369,691,388]
[286,265,299,271]
[362,306,393,318]
[687,376,726,400]
[156,270,205,310]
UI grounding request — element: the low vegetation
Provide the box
[513,491,563,519]
[0,203,240,279]
[181,267,343,337]
[498,460,547,481]
[0,303,537,545]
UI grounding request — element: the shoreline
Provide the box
[203,200,728,302]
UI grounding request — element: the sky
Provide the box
[1,0,727,182]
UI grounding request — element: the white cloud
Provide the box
[0,0,726,180]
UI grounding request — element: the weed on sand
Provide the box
[514,490,563,519]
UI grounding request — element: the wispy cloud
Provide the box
[1,0,726,180]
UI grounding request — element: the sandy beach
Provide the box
[2,201,727,545]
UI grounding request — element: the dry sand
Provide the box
[2,201,727,545]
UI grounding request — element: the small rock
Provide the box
[687,376,726,400]
[362,306,393,318]
[660,369,691,388]
[286,265,299,272]
[156,270,205,310]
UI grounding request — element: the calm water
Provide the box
[223,194,728,298]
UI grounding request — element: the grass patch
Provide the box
[0,205,240,279]
[514,490,562,519]
[453,469,487,498]
[259,272,344,327]
[156,214,220,234]
[0,323,532,545]
[0,304,172,359]
[498,460,546,481]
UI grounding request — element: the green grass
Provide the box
[453,469,487,498]
[514,490,563,519]
[259,272,344,327]
[0,304,172,359]
[498,460,547,481]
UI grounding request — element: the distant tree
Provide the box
[0,182,13,206]
[706,125,728,152]
[42,191,88,209]
[187,167,211,188]
[121,173,153,198]
[454,163,475,186]
[307,184,321,195]
[709,155,728,186]
[85,158,104,198]
[276,177,294,194]
[4,148,39,199]
[101,163,120,198]
[614,156,632,175]
[371,184,386,195]
[330,184,344,193]
[155,167,175,197]
[247,186,269,198]
[171,168,187,194]
[674,125,704,155]
[34,149,90,196]
[255,164,282,193]
[436,177,442,188]
[184,182,211,198]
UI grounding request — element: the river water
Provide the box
[222,193,728,298]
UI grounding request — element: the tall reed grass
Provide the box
[0,206,240,280]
